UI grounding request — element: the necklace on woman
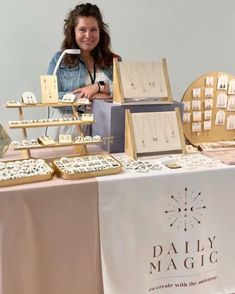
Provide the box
[80,55,96,84]
[87,62,96,84]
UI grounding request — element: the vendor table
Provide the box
[1,149,235,294]
[0,148,103,294]
[98,159,235,294]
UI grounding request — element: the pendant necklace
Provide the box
[160,113,169,144]
[135,115,146,147]
[143,64,154,88]
[87,62,96,84]
[158,65,164,93]
[124,63,136,90]
[168,112,176,138]
[147,113,158,142]
[153,113,158,141]
[137,63,146,93]
[150,62,156,87]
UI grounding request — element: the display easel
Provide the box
[125,108,186,159]
[113,58,173,104]
[182,72,235,150]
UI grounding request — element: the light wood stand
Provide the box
[182,72,235,149]
[125,108,186,159]
[6,102,94,158]
[113,58,173,104]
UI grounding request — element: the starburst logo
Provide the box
[165,187,206,232]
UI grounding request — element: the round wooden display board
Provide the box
[182,72,235,145]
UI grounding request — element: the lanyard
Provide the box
[87,63,96,84]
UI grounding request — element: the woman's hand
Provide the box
[72,83,99,100]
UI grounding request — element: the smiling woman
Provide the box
[46,3,121,139]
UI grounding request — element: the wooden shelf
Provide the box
[6,101,90,108]
[9,120,95,129]
[12,140,102,150]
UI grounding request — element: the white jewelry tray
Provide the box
[0,158,54,187]
[52,153,122,180]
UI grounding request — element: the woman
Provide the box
[47,3,120,139]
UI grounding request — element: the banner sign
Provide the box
[98,168,235,294]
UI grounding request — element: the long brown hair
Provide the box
[62,3,113,69]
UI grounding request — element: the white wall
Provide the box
[1,0,235,139]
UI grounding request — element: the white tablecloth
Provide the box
[0,177,103,294]
[98,162,235,294]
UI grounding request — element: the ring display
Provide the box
[52,153,122,180]
[0,158,54,187]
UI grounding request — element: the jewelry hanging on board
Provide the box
[217,74,228,90]
[146,113,158,142]
[135,115,146,147]
[216,93,228,108]
[159,113,169,143]
[227,96,235,111]
[215,110,225,126]
[167,112,176,138]
[142,64,153,88]
[124,63,136,90]
[137,63,146,93]
[228,79,235,95]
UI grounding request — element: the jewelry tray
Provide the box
[0,158,54,187]
[52,153,122,180]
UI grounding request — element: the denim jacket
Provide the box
[47,51,113,100]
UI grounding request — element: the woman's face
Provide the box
[75,16,100,53]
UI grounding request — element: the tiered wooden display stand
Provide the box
[112,58,186,159]
[6,101,94,159]
[1,75,122,187]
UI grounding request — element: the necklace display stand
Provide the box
[125,108,186,159]
[113,58,173,104]
[92,58,183,153]
[182,71,235,152]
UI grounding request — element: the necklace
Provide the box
[159,113,169,144]
[150,62,156,88]
[167,112,176,138]
[147,113,158,142]
[158,63,164,93]
[80,55,96,84]
[123,63,136,90]
[137,63,146,93]
[135,114,146,147]
[143,64,155,88]
[87,62,96,84]
[153,113,158,141]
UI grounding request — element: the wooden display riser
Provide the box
[92,100,183,153]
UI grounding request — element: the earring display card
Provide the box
[40,75,59,104]
[182,72,235,145]
[119,61,169,100]
[131,111,183,155]
[22,91,37,104]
